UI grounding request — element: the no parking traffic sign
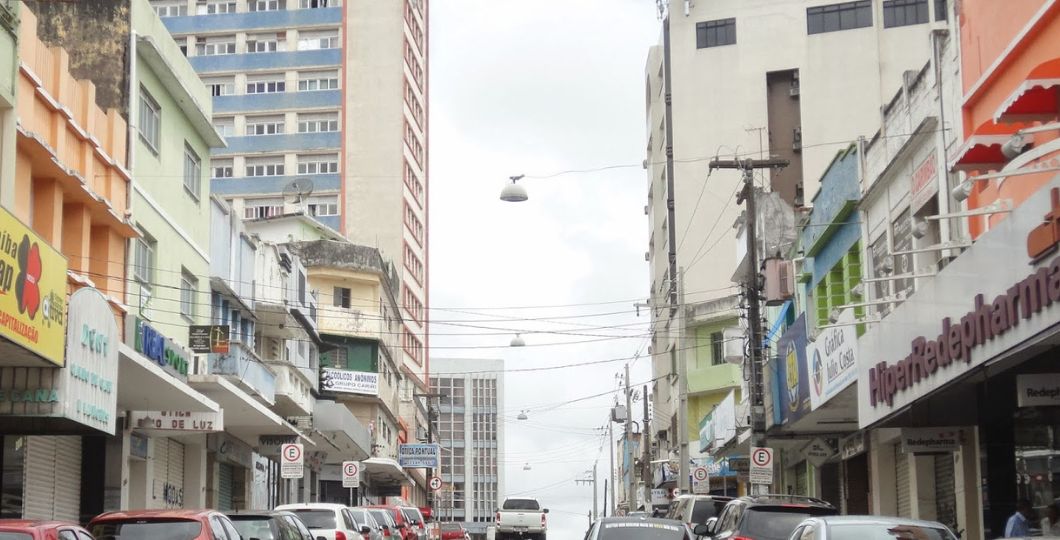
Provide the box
[343,461,361,488]
[281,443,304,479]
[750,447,773,485]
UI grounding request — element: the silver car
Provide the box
[349,507,385,540]
[785,516,959,540]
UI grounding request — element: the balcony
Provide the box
[209,341,277,405]
[687,362,742,396]
[270,360,313,417]
[215,132,340,156]
[318,308,383,341]
[211,172,340,197]
[189,49,340,74]
[213,89,340,114]
[162,7,341,35]
[313,400,372,462]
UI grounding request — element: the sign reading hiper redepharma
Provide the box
[398,443,440,468]
[858,180,1060,428]
[321,367,379,396]
[808,308,858,411]
[0,207,67,367]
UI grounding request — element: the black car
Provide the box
[705,495,838,540]
[585,517,697,540]
[225,510,317,540]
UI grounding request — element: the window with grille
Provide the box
[883,0,929,28]
[298,71,339,91]
[138,87,161,153]
[195,36,236,56]
[246,115,285,136]
[298,112,339,133]
[181,270,197,319]
[245,157,285,177]
[696,18,736,48]
[298,30,339,50]
[212,159,234,179]
[297,154,339,174]
[807,1,873,34]
[183,143,201,199]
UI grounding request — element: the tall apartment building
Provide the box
[154,0,430,392]
[644,0,953,492]
[430,359,504,540]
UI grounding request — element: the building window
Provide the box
[203,77,235,97]
[696,18,736,48]
[300,0,330,8]
[307,198,339,217]
[197,0,236,14]
[934,0,947,20]
[404,161,424,204]
[153,1,188,17]
[404,202,424,245]
[246,115,285,136]
[183,143,201,199]
[297,154,339,174]
[403,243,424,284]
[298,71,340,91]
[244,201,284,219]
[138,87,161,154]
[181,270,197,320]
[212,158,234,179]
[195,36,236,56]
[298,112,339,133]
[134,229,156,285]
[298,30,339,50]
[249,0,284,11]
[247,33,285,53]
[333,287,351,308]
[883,0,929,28]
[710,331,725,365]
[212,117,234,137]
[246,77,286,94]
[807,0,872,34]
[246,157,285,177]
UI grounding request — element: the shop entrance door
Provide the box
[820,462,840,508]
[844,453,870,514]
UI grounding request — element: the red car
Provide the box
[89,509,242,540]
[0,520,95,540]
[439,523,467,540]
[363,506,416,540]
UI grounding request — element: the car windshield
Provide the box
[400,509,420,526]
[742,508,834,540]
[229,516,278,540]
[289,510,337,529]
[828,524,956,540]
[349,509,371,527]
[691,500,724,524]
[369,510,393,527]
[599,521,688,540]
[503,499,541,511]
[0,534,32,540]
[91,519,203,540]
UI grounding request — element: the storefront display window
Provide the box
[0,436,24,518]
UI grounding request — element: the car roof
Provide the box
[597,517,686,525]
[808,516,952,529]
[276,503,349,511]
[91,509,216,521]
[227,510,299,518]
[735,495,835,508]
[0,520,84,530]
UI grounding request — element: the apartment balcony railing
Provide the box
[209,340,276,405]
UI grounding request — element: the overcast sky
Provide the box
[429,0,661,537]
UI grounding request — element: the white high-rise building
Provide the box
[430,359,505,540]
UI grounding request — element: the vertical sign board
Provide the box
[281,443,304,479]
[749,447,774,486]
[342,461,360,488]
[691,466,710,494]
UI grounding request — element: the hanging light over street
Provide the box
[500,175,528,202]
[510,333,526,347]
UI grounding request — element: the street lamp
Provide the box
[500,175,528,202]
[510,333,526,347]
[517,410,529,420]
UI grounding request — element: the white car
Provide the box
[276,503,366,540]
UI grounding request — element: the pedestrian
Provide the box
[1040,504,1060,536]
[1004,499,1033,538]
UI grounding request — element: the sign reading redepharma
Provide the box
[0,207,67,367]
[321,367,379,396]
[398,443,440,468]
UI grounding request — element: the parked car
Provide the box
[347,508,383,540]
[225,510,315,540]
[786,516,959,540]
[399,508,428,540]
[666,495,733,530]
[89,509,242,540]
[363,509,398,539]
[364,506,417,540]
[0,520,96,540]
[274,503,364,540]
[706,495,838,540]
[439,523,467,540]
[496,498,548,540]
[584,517,696,540]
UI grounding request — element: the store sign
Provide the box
[773,314,811,426]
[911,152,939,212]
[900,427,964,453]
[258,434,300,455]
[859,180,1060,428]
[808,309,858,410]
[207,432,253,468]
[129,410,223,432]
[398,443,440,468]
[189,325,230,354]
[130,432,149,459]
[801,438,834,467]
[839,433,866,460]
[0,288,117,433]
[320,367,379,396]
[1016,373,1060,407]
[133,318,191,380]
[0,207,68,367]
[650,489,668,505]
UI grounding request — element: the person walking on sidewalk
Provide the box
[1005,499,1033,537]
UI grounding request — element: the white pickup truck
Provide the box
[495,498,549,540]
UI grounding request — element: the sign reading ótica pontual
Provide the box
[398,443,440,468]
[0,207,67,367]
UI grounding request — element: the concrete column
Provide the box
[912,455,938,521]
[285,112,297,134]
[185,437,208,508]
[31,178,63,245]
[955,428,984,540]
[104,431,130,511]
[870,431,898,517]
[90,226,125,301]
[62,203,92,274]
[205,452,219,509]
[13,151,33,222]
[0,110,17,210]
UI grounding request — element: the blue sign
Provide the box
[397,443,440,468]
[134,318,190,379]
[772,314,811,426]
[692,456,740,478]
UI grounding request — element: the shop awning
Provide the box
[312,401,371,462]
[948,120,1026,173]
[188,374,307,444]
[362,457,412,486]
[994,57,1060,123]
[117,343,219,413]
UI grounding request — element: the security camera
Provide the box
[911,216,929,239]
[851,283,864,298]
[828,308,841,324]
[952,181,973,202]
[882,255,895,275]
[1001,134,1030,160]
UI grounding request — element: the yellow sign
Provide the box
[0,207,67,366]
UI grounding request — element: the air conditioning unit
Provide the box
[763,258,795,305]
[792,127,803,152]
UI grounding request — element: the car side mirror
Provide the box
[361,526,372,535]
[705,517,718,534]
[397,523,406,529]
[543,509,549,514]
[317,537,328,540]
[694,524,711,537]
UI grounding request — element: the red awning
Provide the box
[948,120,1026,173]
[994,57,1060,123]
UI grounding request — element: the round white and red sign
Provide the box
[670,488,681,498]
[283,443,302,463]
[751,447,772,468]
[429,476,443,491]
[693,467,708,482]
[344,462,359,477]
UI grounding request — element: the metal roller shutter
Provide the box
[219,463,234,511]
[935,454,957,529]
[155,438,185,508]
[795,463,808,495]
[23,436,81,521]
[896,445,911,518]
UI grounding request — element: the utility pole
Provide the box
[708,157,788,495]
[415,392,447,508]
[641,384,651,512]
[677,267,689,495]
[624,364,633,513]
[575,463,599,521]
[608,421,616,516]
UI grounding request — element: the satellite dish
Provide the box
[282,178,315,206]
